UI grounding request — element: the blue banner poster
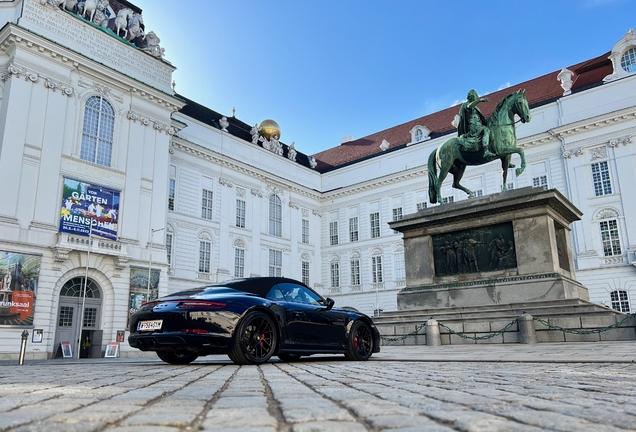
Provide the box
[59,178,120,240]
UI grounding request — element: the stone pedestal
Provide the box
[389,187,589,310]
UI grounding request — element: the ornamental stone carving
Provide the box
[309,156,317,169]
[562,147,583,159]
[250,188,263,198]
[609,136,632,147]
[219,116,229,132]
[557,68,574,96]
[288,142,297,162]
[595,208,619,220]
[250,124,261,144]
[219,178,233,188]
[590,146,607,160]
[289,201,300,209]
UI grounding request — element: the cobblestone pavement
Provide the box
[1,347,636,431]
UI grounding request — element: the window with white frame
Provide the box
[166,233,173,265]
[442,196,454,204]
[80,95,114,167]
[199,241,211,273]
[301,260,310,285]
[591,161,612,196]
[417,202,427,211]
[269,195,282,237]
[301,219,309,244]
[621,47,636,73]
[392,207,403,234]
[168,165,176,211]
[610,290,630,312]
[329,221,339,245]
[507,182,515,190]
[474,190,483,197]
[394,252,405,280]
[350,258,360,286]
[372,255,383,283]
[234,248,245,278]
[349,217,359,242]
[236,199,246,228]
[268,249,282,277]
[370,212,380,238]
[330,261,340,287]
[600,219,622,256]
[201,189,213,220]
[533,175,548,190]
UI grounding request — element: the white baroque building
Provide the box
[0,0,635,359]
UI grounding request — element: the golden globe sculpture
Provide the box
[259,119,281,140]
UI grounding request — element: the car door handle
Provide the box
[292,311,304,318]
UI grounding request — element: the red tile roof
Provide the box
[312,51,612,173]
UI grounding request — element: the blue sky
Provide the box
[135,0,634,156]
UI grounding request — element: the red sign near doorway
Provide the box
[10,291,34,322]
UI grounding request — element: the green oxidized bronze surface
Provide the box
[432,222,516,277]
[428,89,532,204]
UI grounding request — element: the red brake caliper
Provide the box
[260,333,265,347]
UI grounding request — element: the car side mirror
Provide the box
[323,297,335,310]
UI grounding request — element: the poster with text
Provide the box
[60,178,120,241]
[0,251,42,327]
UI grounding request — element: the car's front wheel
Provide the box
[344,321,373,361]
[156,351,198,365]
[228,311,278,365]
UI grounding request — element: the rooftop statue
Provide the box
[428,89,531,204]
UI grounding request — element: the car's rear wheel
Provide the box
[228,311,278,365]
[277,353,302,362]
[344,321,373,361]
[156,351,198,365]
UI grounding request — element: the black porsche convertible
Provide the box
[128,277,381,365]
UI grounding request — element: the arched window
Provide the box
[269,194,282,237]
[60,277,101,298]
[80,96,115,167]
[610,290,630,313]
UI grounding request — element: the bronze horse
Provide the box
[428,90,531,204]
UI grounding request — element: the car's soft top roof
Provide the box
[202,277,307,298]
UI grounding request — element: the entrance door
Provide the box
[54,277,102,358]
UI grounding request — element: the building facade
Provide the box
[0,0,634,359]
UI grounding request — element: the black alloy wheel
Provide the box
[344,321,373,361]
[277,353,302,362]
[228,311,278,365]
[156,351,199,365]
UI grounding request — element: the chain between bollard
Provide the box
[378,312,636,341]
[532,312,636,335]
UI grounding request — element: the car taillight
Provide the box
[181,329,210,334]
[176,300,227,309]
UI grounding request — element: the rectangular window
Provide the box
[370,212,380,238]
[392,207,403,233]
[442,196,454,204]
[611,290,630,313]
[330,262,340,287]
[166,233,173,265]
[394,252,405,280]
[199,241,211,273]
[329,221,339,245]
[302,219,310,244]
[592,161,612,196]
[234,248,245,278]
[58,306,73,327]
[301,261,310,286]
[349,217,359,242]
[269,196,282,237]
[600,220,622,256]
[269,249,282,277]
[168,178,176,211]
[83,307,97,328]
[372,256,383,283]
[507,182,515,190]
[236,199,246,228]
[474,190,483,197]
[201,189,213,220]
[533,175,548,190]
[416,202,427,211]
[350,259,360,286]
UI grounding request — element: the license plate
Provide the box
[137,320,163,332]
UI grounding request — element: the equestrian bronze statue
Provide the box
[428,89,531,204]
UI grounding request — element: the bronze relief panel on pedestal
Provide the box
[432,222,516,277]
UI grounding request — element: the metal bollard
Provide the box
[18,330,29,365]
[426,317,441,346]
[518,312,537,344]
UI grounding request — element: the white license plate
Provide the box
[137,320,163,332]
